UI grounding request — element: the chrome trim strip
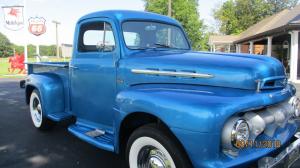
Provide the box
[25,62,69,68]
[131,69,214,78]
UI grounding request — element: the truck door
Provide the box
[70,18,118,131]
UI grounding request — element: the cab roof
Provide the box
[78,10,180,25]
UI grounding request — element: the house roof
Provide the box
[236,5,300,43]
[209,5,300,45]
[208,35,239,45]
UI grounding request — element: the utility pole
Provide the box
[168,0,172,17]
[52,20,61,58]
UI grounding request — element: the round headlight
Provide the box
[231,119,250,148]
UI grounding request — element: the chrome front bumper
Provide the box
[258,132,300,168]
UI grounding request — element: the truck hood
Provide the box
[120,50,286,90]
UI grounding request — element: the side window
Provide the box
[78,21,115,52]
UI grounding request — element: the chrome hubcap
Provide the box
[138,146,171,168]
[33,98,42,123]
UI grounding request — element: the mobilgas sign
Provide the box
[2,6,24,31]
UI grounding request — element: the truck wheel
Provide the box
[126,124,192,168]
[29,89,54,130]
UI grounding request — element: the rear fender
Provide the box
[25,74,65,116]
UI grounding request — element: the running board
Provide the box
[47,112,73,122]
[85,129,105,137]
[68,124,114,152]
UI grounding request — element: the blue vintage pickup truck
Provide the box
[21,10,300,168]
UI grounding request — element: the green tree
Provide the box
[267,0,298,13]
[12,44,24,54]
[214,0,299,35]
[0,32,13,57]
[144,0,208,50]
[12,44,58,57]
[40,45,57,56]
[27,44,36,58]
[0,32,60,58]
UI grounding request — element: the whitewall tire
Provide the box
[29,89,53,130]
[129,136,176,168]
[126,124,192,168]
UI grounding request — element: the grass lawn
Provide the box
[0,57,69,78]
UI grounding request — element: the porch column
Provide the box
[249,41,254,54]
[227,44,231,53]
[236,44,241,53]
[289,31,299,82]
[213,44,216,52]
[267,36,273,56]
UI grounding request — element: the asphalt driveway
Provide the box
[0,78,123,168]
[0,78,299,168]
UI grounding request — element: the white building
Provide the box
[61,44,73,58]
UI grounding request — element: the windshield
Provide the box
[122,21,190,50]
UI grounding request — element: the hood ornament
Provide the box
[131,69,214,78]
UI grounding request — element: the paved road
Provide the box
[0,78,299,168]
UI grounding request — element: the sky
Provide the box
[0,0,223,46]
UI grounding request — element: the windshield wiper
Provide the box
[130,44,176,50]
[131,47,157,50]
[154,43,171,48]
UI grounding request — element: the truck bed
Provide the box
[27,62,69,74]
[27,62,69,81]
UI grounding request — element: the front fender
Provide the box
[116,87,215,132]
[25,74,65,116]
[114,84,296,167]
[115,84,295,133]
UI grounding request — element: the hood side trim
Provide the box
[131,69,214,78]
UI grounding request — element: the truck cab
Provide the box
[22,10,300,168]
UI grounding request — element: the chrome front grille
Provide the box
[222,96,299,156]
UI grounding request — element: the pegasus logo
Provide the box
[8,8,19,17]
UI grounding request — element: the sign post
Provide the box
[52,20,60,58]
